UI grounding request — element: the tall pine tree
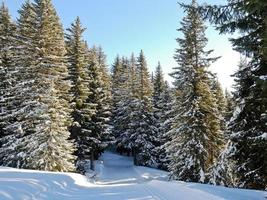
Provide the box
[196,0,267,189]
[17,0,76,172]
[129,50,157,166]
[85,52,113,170]
[65,17,95,172]
[167,0,223,183]
[156,81,174,170]
[0,3,22,167]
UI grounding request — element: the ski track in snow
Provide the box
[0,151,266,200]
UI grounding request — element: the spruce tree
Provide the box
[208,141,235,187]
[65,17,92,169]
[152,62,165,116]
[224,89,234,123]
[167,0,223,183]
[196,0,267,189]
[228,58,266,189]
[112,52,157,166]
[17,0,76,172]
[92,46,112,141]
[129,53,139,98]
[111,56,131,153]
[85,53,112,170]
[136,50,153,101]
[212,79,227,134]
[128,50,157,166]
[113,57,136,156]
[0,1,42,168]
[95,46,111,93]
[0,3,21,166]
[152,63,173,169]
[208,59,254,187]
[156,82,174,170]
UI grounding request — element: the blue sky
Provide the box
[5,0,239,90]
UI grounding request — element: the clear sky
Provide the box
[4,0,239,90]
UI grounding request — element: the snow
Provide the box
[0,152,266,200]
[259,75,267,80]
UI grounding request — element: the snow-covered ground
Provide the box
[0,152,266,200]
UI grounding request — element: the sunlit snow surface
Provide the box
[0,152,266,200]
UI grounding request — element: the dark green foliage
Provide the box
[168,0,223,183]
[152,62,165,105]
[156,82,174,170]
[85,54,113,170]
[66,17,91,164]
[0,3,20,167]
[224,89,235,124]
[20,0,76,171]
[193,0,267,189]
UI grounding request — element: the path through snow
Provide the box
[0,151,266,200]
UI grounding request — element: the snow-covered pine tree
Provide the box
[95,46,111,92]
[113,57,135,155]
[152,62,165,120]
[136,50,153,101]
[91,46,112,142]
[95,45,113,143]
[111,56,131,154]
[224,89,234,124]
[0,0,44,168]
[0,3,22,167]
[65,17,92,169]
[167,0,223,183]
[66,17,95,172]
[207,59,253,187]
[156,81,174,170]
[129,53,139,98]
[17,0,76,172]
[196,0,267,190]
[228,57,266,189]
[84,52,113,170]
[212,79,227,134]
[128,50,157,166]
[151,63,173,169]
[208,140,235,187]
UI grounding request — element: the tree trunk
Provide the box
[132,149,138,165]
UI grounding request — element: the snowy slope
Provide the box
[0,152,266,200]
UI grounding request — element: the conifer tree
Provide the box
[152,62,164,134]
[129,53,139,98]
[17,0,76,172]
[167,0,223,183]
[92,46,112,138]
[111,56,131,150]
[128,50,157,166]
[136,50,153,102]
[212,79,227,133]
[156,81,174,170]
[208,140,235,187]
[65,17,93,171]
[85,53,112,170]
[152,62,165,113]
[0,1,43,168]
[152,63,173,169]
[196,0,267,189]
[95,46,111,92]
[112,52,157,166]
[113,57,135,155]
[228,58,266,189]
[0,3,21,166]
[207,59,256,187]
[224,89,234,124]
